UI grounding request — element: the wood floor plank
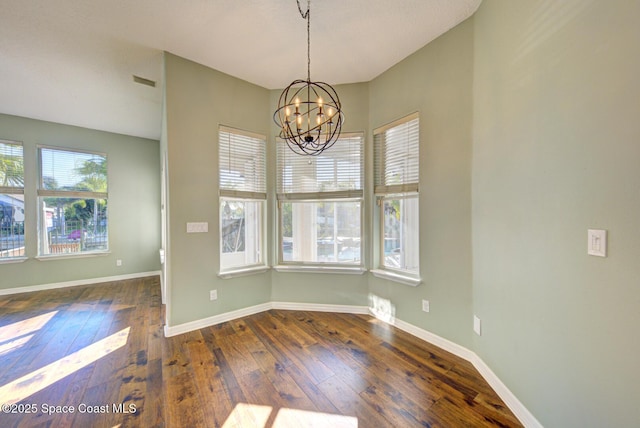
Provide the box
[316,374,394,427]
[259,312,335,385]
[282,362,342,416]
[250,347,318,413]
[184,333,233,428]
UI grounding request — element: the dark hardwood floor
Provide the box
[0,276,522,427]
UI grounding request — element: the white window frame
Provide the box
[0,139,26,262]
[372,113,421,285]
[218,126,268,276]
[36,145,109,258]
[276,133,364,270]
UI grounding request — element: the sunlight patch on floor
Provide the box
[0,311,58,357]
[273,408,358,427]
[222,403,358,428]
[0,311,58,342]
[222,403,272,428]
[0,334,34,357]
[0,327,130,405]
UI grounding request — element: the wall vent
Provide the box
[132,75,156,87]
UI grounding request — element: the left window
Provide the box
[0,140,25,260]
[219,126,266,272]
[38,147,108,256]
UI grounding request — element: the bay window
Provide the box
[219,126,266,273]
[277,133,363,266]
[373,113,420,279]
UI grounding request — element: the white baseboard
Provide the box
[374,312,542,428]
[469,355,542,428]
[164,302,369,337]
[156,299,540,427]
[392,317,477,362]
[272,301,369,314]
[164,303,273,337]
[0,271,162,296]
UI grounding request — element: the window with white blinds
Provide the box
[0,140,24,192]
[219,126,266,199]
[373,113,420,279]
[37,146,109,256]
[277,133,363,200]
[39,147,108,197]
[277,133,364,266]
[0,140,25,260]
[373,112,419,194]
[218,126,267,273]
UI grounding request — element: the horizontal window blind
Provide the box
[38,147,107,198]
[277,133,363,200]
[374,113,419,194]
[219,126,266,199]
[0,140,24,193]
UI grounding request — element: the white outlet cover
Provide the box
[422,300,430,312]
[473,315,481,336]
[210,290,217,301]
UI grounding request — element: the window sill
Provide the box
[370,269,422,286]
[36,251,111,261]
[218,265,270,279]
[0,257,28,265]
[274,265,366,275]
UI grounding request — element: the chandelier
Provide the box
[273,0,344,156]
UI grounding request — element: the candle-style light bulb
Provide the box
[317,97,323,107]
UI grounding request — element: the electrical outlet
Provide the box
[116,259,122,267]
[473,315,482,336]
[422,299,430,313]
[209,290,217,301]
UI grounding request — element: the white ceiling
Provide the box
[0,0,481,140]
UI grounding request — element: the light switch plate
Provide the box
[587,229,607,257]
[187,222,208,233]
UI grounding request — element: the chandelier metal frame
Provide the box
[273,0,344,156]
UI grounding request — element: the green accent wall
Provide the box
[472,1,640,426]
[163,53,272,326]
[0,113,160,289]
[368,16,475,349]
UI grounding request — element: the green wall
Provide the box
[0,113,161,289]
[368,17,475,348]
[472,1,640,426]
[162,21,475,344]
[163,53,272,326]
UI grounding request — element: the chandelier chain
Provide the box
[274,0,343,156]
[296,0,311,81]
